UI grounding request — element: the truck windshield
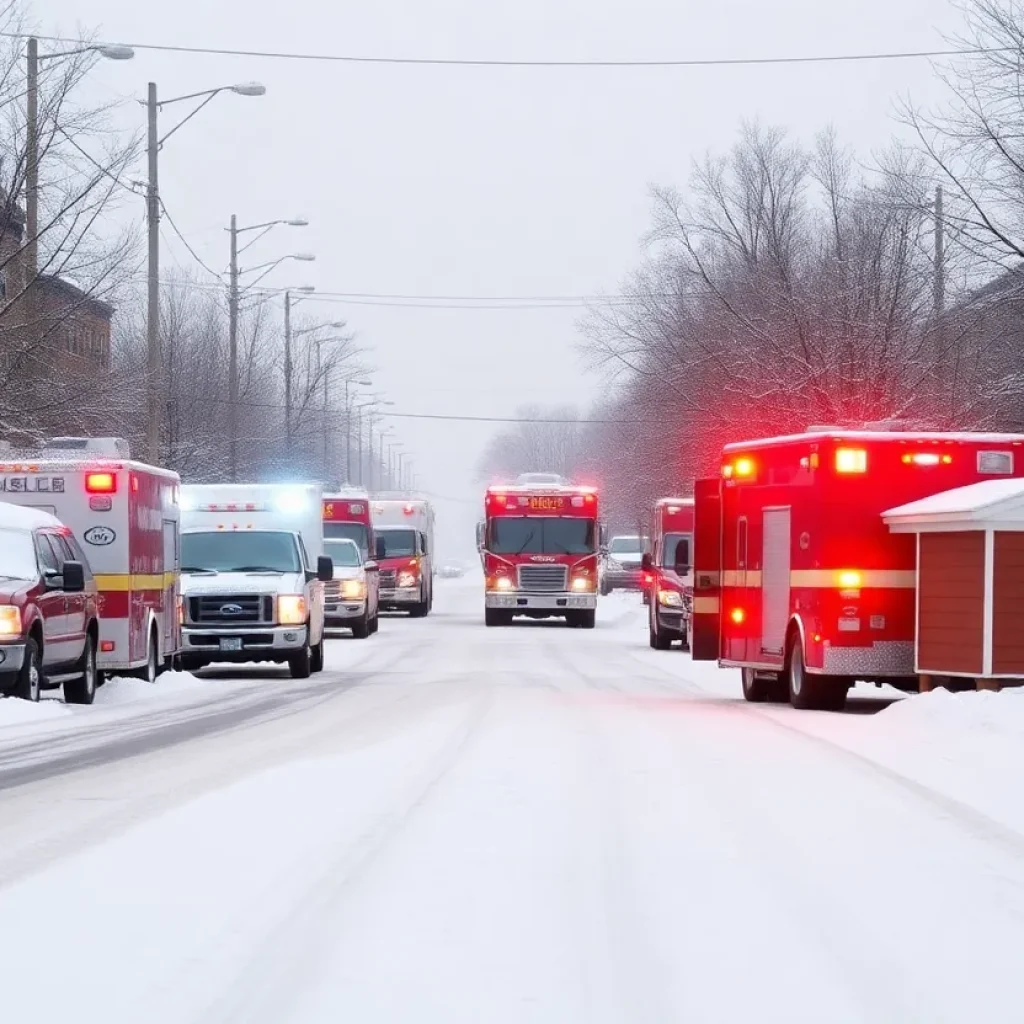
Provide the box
[0,529,38,580]
[379,529,417,558]
[489,517,595,555]
[661,533,692,568]
[325,538,362,568]
[324,522,369,558]
[609,536,643,554]
[182,531,302,573]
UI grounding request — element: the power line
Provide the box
[158,200,224,282]
[1,32,997,69]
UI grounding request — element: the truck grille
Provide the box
[324,580,342,601]
[518,565,568,592]
[188,594,273,625]
[380,569,397,589]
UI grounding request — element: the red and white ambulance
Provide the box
[371,496,436,617]
[692,429,1024,710]
[481,476,600,628]
[322,489,375,560]
[0,437,181,682]
[641,497,694,650]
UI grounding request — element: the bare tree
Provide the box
[475,405,584,483]
[0,6,141,440]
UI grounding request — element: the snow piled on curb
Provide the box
[93,671,206,707]
[876,685,1024,738]
[0,696,73,726]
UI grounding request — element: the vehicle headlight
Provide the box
[571,576,594,592]
[492,575,515,592]
[341,579,366,600]
[0,606,21,637]
[278,594,308,625]
[398,571,418,588]
[658,589,683,608]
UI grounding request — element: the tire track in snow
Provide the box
[190,687,493,1024]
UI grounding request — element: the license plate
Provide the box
[219,637,243,651]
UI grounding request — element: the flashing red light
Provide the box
[404,503,415,514]
[730,607,745,624]
[835,447,867,473]
[85,472,116,494]
[100,640,115,652]
[584,493,595,504]
[902,452,951,466]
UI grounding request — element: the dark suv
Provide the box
[0,505,100,704]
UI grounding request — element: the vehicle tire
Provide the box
[64,632,98,705]
[370,610,379,634]
[579,609,596,630]
[741,667,771,702]
[310,639,325,672]
[134,630,159,684]
[787,634,847,711]
[13,636,42,702]
[600,580,611,596]
[351,615,370,639]
[650,603,672,650]
[485,608,511,627]
[409,590,429,618]
[289,643,312,679]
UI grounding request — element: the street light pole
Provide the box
[144,79,265,465]
[25,38,38,286]
[228,213,240,477]
[146,81,161,464]
[283,289,293,456]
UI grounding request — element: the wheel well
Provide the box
[29,620,43,650]
[785,617,804,664]
[87,619,99,643]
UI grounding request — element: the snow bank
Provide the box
[0,695,73,726]
[876,685,1024,738]
[93,670,206,707]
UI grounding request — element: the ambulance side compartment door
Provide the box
[691,477,722,662]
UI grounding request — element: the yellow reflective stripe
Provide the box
[723,570,762,586]
[789,569,916,589]
[693,596,720,614]
[93,572,178,591]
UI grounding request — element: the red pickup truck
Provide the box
[0,504,100,704]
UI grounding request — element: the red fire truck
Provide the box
[692,429,1024,710]
[322,490,375,560]
[482,478,600,628]
[641,497,694,650]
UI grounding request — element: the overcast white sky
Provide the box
[33,0,963,556]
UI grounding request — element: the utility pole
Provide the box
[228,214,239,480]
[933,184,945,318]
[320,337,330,481]
[355,406,363,486]
[25,38,38,286]
[283,290,293,456]
[146,82,161,464]
[344,380,352,484]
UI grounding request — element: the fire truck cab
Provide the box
[641,497,694,650]
[692,429,1024,710]
[482,478,600,628]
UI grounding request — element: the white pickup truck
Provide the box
[177,483,332,678]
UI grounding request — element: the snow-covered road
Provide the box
[2,577,1024,1023]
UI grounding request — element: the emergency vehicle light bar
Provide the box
[901,452,952,466]
[722,457,755,480]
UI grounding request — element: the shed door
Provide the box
[761,508,791,656]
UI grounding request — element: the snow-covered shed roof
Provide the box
[884,479,1024,532]
[0,502,62,531]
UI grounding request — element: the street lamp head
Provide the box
[292,253,316,262]
[286,218,309,227]
[296,285,316,293]
[356,379,373,386]
[97,44,135,60]
[231,82,266,97]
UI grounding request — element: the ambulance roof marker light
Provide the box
[85,471,116,494]
[835,447,867,473]
[902,452,949,466]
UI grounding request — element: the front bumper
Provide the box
[182,624,309,663]
[604,568,642,589]
[0,642,27,678]
[656,606,687,636]
[486,591,597,611]
[380,586,420,606]
[325,598,367,623]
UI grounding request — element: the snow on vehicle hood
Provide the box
[332,565,364,581]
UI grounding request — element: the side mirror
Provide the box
[640,552,653,572]
[364,559,379,572]
[675,562,691,577]
[317,555,334,582]
[376,537,386,560]
[63,561,86,593]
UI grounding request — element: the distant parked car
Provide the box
[600,534,648,594]
[0,503,100,704]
